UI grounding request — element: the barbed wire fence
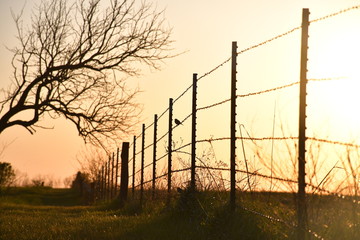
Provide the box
[91,5,360,240]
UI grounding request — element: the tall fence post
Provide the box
[118,142,129,206]
[97,170,102,201]
[140,124,145,205]
[104,161,108,201]
[298,8,310,240]
[132,136,136,196]
[115,147,119,195]
[111,152,115,199]
[152,114,158,199]
[101,165,105,200]
[95,170,100,201]
[168,98,173,202]
[191,73,198,191]
[102,163,106,201]
[230,41,238,211]
[107,157,111,201]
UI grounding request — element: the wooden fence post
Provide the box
[298,8,310,240]
[96,170,100,201]
[111,152,115,199]
[191,73,198,191]
[230,41,238,211]
[115,147,119,195]
[104,161,108,201]
[132,136,136,196]
[101,165,105,200]
[107,157,111,201]
[98,168,102,201]
[152,114,158,199]
[140,124,145,205]
[118,142,129,206]
[168,98,173,202]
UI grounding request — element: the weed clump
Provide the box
[175,187,206,217]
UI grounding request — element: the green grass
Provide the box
[0,187,83,206]
[0,187,359,239]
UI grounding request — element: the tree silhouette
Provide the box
[0,0,173,146]
[0,162,15,187]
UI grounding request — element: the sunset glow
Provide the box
[0,0,359,190]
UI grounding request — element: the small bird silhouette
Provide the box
[175,119,182,126]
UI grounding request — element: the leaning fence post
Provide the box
[191,73,198,191]
[140,124,145,205]
[298,8,310,240]
[118,142,129,206]
[152,114,158,199]
[230,41,238,211]
[132,136,136,196]
[168,98,173,202]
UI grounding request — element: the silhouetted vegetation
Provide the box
[1,187,359,239]
[71,171,94,204]
[0,0,173,147]
[0,162,15,188]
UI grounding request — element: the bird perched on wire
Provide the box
[174,118,183,126]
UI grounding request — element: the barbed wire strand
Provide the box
[197,99,231,111]
[128,77,342,149]
[129,163,360,208]
[310,5,360,23]
[308,137,360,148]
[197,57,232,81]
[238,82,299,98]
[196,77,344,112]
[307,182,360,205]
[308,77,347,82]
[127,134,360,179]
[196,165,297,185]
[185,5,359,85]
[132,112,194,158]
[129,147,360,208]
[240,206,324,240]
[235,4,360,58]
[173,84,193,104]
[129,5,359,144]
[237,26,301,56]
[130,172,323,239]
[133,167,191,188]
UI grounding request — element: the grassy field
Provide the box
[0,187,359,239]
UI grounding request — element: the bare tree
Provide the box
[0,0,173,146]
[77,145,106,182]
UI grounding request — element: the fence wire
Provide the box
[237,26,302,56]
[240,206,325,240]
[310,5,360,23]
[307,182,360,205]
[130,3,360,146]
[102,6,360,238]
[133,167,191,189]
[129,134,360,183]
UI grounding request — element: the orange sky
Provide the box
[1,0,360,188]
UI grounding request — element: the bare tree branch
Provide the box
[0,0,173,146]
